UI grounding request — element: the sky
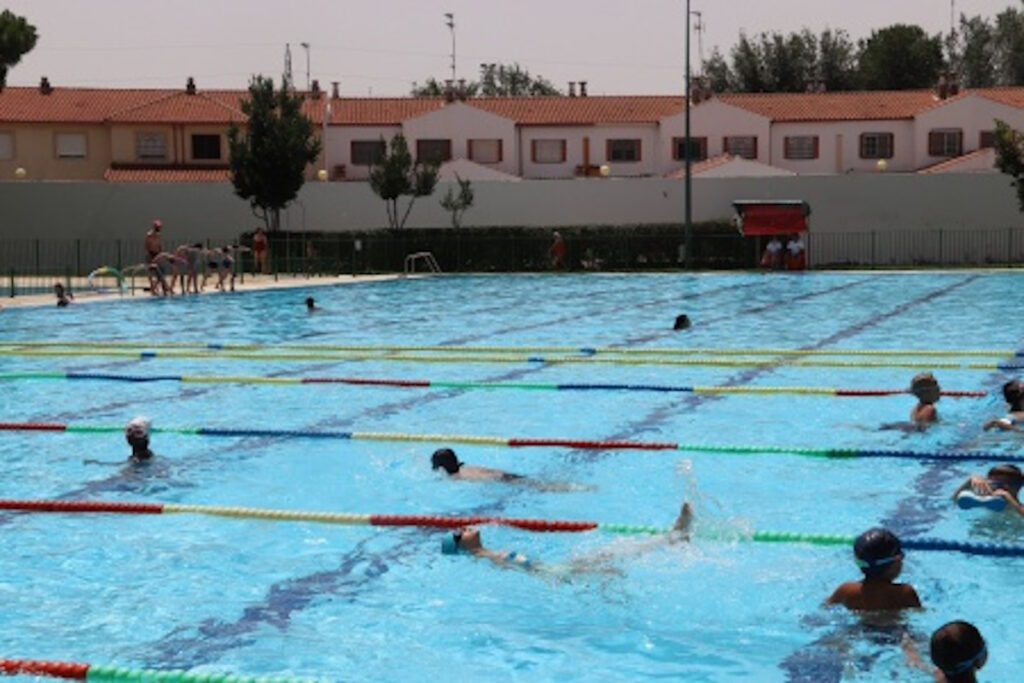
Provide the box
[2,0,1019,95]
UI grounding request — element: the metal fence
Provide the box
[4,227,1024,298]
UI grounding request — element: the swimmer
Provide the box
[124,416,154,463]
[174,243,204,295]
[431,447,591,492]
[983,378,1024,431]
[305,296,320,312]
[54,282,73,307]
[929,621,987,683]
[910,372,940,425]
[826,528,921,612]
[673,314,691,331]
[441,502,692,576]
[951,464,1024,515]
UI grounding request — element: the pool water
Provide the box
[1,272,1023,682]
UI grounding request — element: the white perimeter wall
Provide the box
[0,174,1020,246]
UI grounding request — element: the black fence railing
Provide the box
[4,225,1023,299]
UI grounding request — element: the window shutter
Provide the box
[928,132,942,156]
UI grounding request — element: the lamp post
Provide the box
[683,0,693,269]
[323,100,331,180]
[445,13,456,82]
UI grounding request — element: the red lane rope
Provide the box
[369,513,597,532]
[0,422,66,431]
[0,500,164,514]
[508,437,678,450]
[0,659,89,679]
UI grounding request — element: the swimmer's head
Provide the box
[305,297,315,310]
[988,464,1024,491]
[930,621,986,679]
[152,219,162,231]
[124,416,151,446]
[54,283,65,295]
[1003,379,1024,410]
[431,448,462,475]
[673,314,691,331]
[910,373,940,404]
[441,527,480,554]
[853,527,903,579]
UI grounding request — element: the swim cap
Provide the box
[125,416,151,441]
[441,532,462,555]
[152,219,162,229]
[931,621,986,677]
[988,463,1024,485]
[1003,380,1023,408]
[674,314,691,330]
[853,528,902,577]
[431,448,462,474]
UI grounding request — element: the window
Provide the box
[531,139,566,163]
[979,131,996,149]
[672,137,707,162]
[928,129,963,157]
[55,132,87,159]
[351,140,386,166]
[784,135,819,160]
[416,139,451,163]
[859,132,894,159]
[191,134,221,160]
[0,132,12,160]
[606,139,641,162]
[723,135,757,159]
[468,139,502,164]
[136,133,167,160]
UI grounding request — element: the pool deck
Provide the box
[0,273,406,310]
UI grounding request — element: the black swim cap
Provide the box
[931,621,986,677]
[853,528,902,577]
[1003,380,1023,409]
[674,314,691,330]
[431,448,462,474]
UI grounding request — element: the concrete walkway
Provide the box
[1,272,405,310]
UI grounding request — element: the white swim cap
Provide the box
[125,416,151,440]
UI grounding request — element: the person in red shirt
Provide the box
[548,231,566,270]
[252,226,269,274]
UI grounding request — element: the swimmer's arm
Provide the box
[824,582,852,606]
[984,417,1019,431]
[902,633,941,680]
[996,490,1024,516]
[82,458,122,467]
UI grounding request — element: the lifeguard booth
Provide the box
[732,200,811,270]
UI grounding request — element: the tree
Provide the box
[993,119,1024,211]
[993,8,1024,85]
[730,33,767,92]
[953,14,997,87]
[702,48,733,92]
[411,62,561,97]
[0,10,38,89]
[857,25,944,90]
[369,134,441,229]
[228,75,322,233]
[440,174,474,228]
[817,29,859,91]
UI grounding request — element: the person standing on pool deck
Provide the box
[826,527,921,611]
[548,231,566,270]
[983,378,1024,430]
[145,220,163,293]
[252,226,269,275]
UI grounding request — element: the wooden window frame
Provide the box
[672,136,707,162]
[858,132,894,160]
[723,135,758,159]
[979,130,996,149]
[531,139,567,164]
[415,139,452,163]
[928,129,963,157]
[783,135,819,160]
[605,138,642,163]
[468,138,503,164]
[350,139,386,166]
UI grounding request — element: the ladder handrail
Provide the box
[403,251,442,275]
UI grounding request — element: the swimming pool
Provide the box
[1,272,1022,682]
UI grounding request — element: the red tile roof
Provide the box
[104,166,231,182]
[326,97,443,125]
[715,90,945,122]
[108,91,246,124]
[917,147,996,174]
[472,96,684,125]
[0,86,170,123]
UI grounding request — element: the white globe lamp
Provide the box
[317,168,328,182]
[14,167,27,179]
[876,159,888,172]
[599,164,610,177]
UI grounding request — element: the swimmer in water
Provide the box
[983,378,1024,431]
[125,416,154,463]
[826,527,921,612]
[951,463,1024,515]
[673,314,691,331]
[909,373,940,425]
[430,448,592,492]
[305,296,320,312]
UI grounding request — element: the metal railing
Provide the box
[403,251,442,275]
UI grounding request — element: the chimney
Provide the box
[457,78,467,100]
[39,76,53,95]
[579,81,588,97]
[568,82,576,97]
[186,77,196,95]
[949,73,960,96]
[331,81,340,99]
[310,79,321,99]
[444,79,455,102]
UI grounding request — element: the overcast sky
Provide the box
[2,0,1018,95]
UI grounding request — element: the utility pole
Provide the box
[684,0,693,269]
[300,42,311,91]
[284,43,293,87]
[445,13,456,83]
[692,11,705,77]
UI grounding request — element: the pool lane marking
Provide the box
[0,372,988,397]
[0,657,319,683]
[4,498,1024,559]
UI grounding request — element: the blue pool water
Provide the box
[1,272,1023,681]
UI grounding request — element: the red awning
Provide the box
[733,200,810,236]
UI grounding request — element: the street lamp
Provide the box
[683,0,694,270]
[14,167,27,179]
[323,100,332,181]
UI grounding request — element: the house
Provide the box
[3,77,1024,183]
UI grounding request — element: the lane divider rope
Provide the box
[0,421,1021,463]
[0,499,1020,558]
[0,658,319,682]
[0,372,987,398]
